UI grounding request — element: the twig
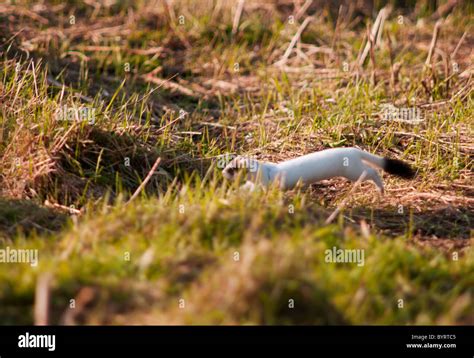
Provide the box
[367,24,376,84]
[47,77,94,103]
[76,45,164,56]
[275,16,313,67]
[325,171,368,224]
[401,192,474,205]
[358,6,390,67]
[199,121,237,130]
[331,5,344,50]
[126,157,162,204]
[44,200,82,215]
[34,273,52,325]
[141,75,196,98]
[425,20,443,67]
[375,9,387,47]
[431,0,459,19]
[0,4,49,24]
[451,31,467,60]
[294,0,313,22]
[51,122,78,155]
[31,60,39,99]
[451,80,473,102]
[232,0,245,35]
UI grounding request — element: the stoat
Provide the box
[222,147,415,194]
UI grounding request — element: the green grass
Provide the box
[0,0,472,325]
[0,183,472,324]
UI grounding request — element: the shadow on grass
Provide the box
[0,199,68,239]
[350,206,473,241]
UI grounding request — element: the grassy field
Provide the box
[0,0,473,325]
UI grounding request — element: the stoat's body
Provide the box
[222,148,415,194]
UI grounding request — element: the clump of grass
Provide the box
[1,180,471,324]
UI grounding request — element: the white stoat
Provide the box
[222,147,415,194]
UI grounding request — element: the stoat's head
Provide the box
[222,156,260,181]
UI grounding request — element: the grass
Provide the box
[0,0,472,325]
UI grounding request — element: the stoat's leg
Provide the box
[364,167,384,195]
[241,180,256,192]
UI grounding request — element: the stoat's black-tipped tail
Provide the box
[383,158,416,179]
